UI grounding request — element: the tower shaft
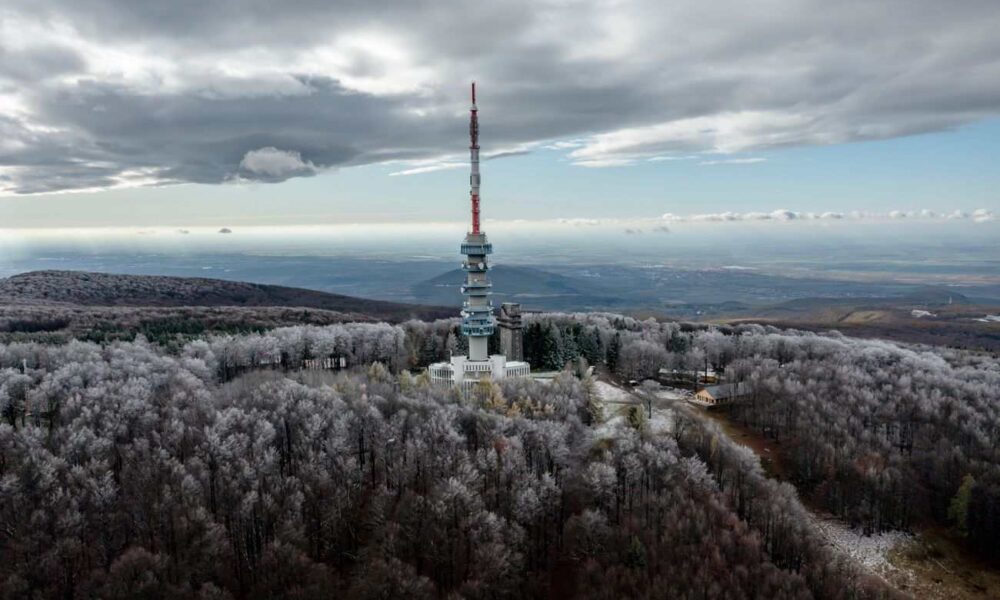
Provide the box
[460,82,493,361]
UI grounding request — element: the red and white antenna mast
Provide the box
[469,81,481,234]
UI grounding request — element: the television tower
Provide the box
[427,83,530,391]
[460,82,494,361]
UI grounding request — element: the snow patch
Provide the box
[811,516,912,572]
[594,381,633,403]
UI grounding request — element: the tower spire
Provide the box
[469,81,480,234]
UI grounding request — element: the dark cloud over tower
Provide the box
[1,0,999,194]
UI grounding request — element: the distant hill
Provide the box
[412,264,631,310]
[0,270,454,322]
[718,287,1000,351]
[413,264,1000,316]
[721,285,972,320]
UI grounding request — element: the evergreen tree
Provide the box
[560,325,579,365]
[666,330,688,353]
[949,474,976,537]
[607,332,622,372]
[540,323,564,370]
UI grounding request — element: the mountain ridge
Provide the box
[0,270,454,323]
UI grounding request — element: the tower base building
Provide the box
[429,355,531,393]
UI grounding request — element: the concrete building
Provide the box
[498,302,524,362]
[429,83,531,392]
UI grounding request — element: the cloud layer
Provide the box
[1,0,999,193]
[659,208,996,223]
[550,208,997,230]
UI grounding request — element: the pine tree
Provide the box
[948,474,975,537]
[666,331,688,354]
[624,536,647,569]
[607,332,622,372]
[541,323,563,370]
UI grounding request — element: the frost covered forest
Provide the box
[0,313,997,598]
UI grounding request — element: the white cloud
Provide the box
[690,212,743,222]
[569,112,808,166]
[302,32,436,97]
[239,147,316,178]
[572,158,637,168]
[769,209,800,221]
[388,161,465,176]
[699,157,767,166]
[648,155,698,162]
[677,209,805,222]
[544,140,586,150]
[972,208,996,223]
[484,142,538,160]
[659,209,998,224]
[557,218,603,226]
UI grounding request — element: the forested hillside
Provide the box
[0,270,452,321]
[1,312,997,598]
[0,325,901,599]
[406,314,1000,560]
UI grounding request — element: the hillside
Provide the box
[720,290,1000,350]
[0,270,454,322]
[412,264,631,310]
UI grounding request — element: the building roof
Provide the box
[699,382,751,399]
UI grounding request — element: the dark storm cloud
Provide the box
[1,0,999,193]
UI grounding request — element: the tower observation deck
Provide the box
[428,83,531,392]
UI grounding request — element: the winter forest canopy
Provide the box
[0,313,998,598]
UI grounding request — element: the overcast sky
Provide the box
[1,0,999,228]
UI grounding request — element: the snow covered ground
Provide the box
[655,388,689,401]
[593,380,675,434]
[594,381,633,404]
[811,516,912,572]
[648,412,674,435]
[594,381,688,404]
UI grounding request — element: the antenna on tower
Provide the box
[469,81,480,234]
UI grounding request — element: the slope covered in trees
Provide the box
[0,270,452,321]
[362,312,1000,558]
[0,328,898,599]
[1,312,997,597]
[435,312,1000,562]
